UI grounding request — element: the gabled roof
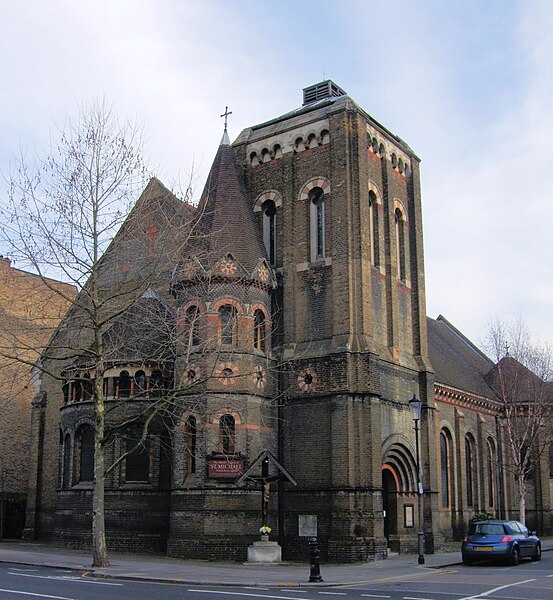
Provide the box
[196,138,268,272]
[427,315,497,399]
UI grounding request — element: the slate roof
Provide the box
[195,137,267,273]
[427,315,497,399]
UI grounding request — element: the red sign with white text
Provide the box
[208,458,244,478]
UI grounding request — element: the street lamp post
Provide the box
[409,394,425,565]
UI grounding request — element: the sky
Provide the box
[1,0,553,350]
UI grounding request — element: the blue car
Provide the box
[462,520,541,565]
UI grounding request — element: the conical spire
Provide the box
[196,141,267,272]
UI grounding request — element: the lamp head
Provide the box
[409,394,422,421]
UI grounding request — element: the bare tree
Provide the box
[0,100,190,566]
[0,103,281,565]
[484,318,553,525]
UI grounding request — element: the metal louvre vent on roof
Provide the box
[302,80,346,105]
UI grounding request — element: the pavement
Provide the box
[0,538,552,588]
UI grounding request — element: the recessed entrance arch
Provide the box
[382,440,418,552]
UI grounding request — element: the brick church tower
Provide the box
[232,81,437,561]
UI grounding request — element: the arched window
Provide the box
[309,187,325,261]
[487,439,496,508]
[124,431,150,483]
[220,414,236,454]
[440,430,451,508]
[134,370,146,395]
[185,305,201,347]
[395,208,407,281]
[185,415,197,475]
[465,435,475,507]
[118,370,131,398]
[368,190,380,266]
[253,309,267,352]
[262,200,276,265]
[77,425,94,483]
[219,304,237,345]
[150,370,163,398]
[62,433,71,488]
[62,381,69,404]
[549,443,553,478]
[82,373,93,401]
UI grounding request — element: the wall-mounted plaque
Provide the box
[207,457,244,479]
[404,504,414,528]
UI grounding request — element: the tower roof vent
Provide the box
[302,80,346,106]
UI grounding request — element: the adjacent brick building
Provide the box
[23,81,553,561]
[0,257,75,537]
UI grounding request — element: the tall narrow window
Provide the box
[487,439,496,508]
[465,436,474,507]
[125,432,150,483]
[82,373,93,401]
[219,304,237,345]
[309,187,325,260]
[440,430,450,508]
[118,370,131,398]
[368,191,380,266]
[62,433,71,488]
[78,425,94,483]
[253,309,266,352]
[185,415,197,475]
[185,305,201,347]
[134,370,146,395]
[150,370,163,398]
[220,414,236,454]
[395,208,406,280]
[262,200,276,265]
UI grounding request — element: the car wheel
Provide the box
[509,546,520,566]
[531,544,542,562]
[463,556,474,566]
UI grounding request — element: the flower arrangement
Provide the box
[259,525,272,535]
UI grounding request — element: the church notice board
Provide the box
[207,458,244,479]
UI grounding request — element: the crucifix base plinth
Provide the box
[247,540,282,563]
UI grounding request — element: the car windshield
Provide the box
[469,523,505,535]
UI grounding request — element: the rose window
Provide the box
[297,368,317,392]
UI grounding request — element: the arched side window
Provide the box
[368,190,380,266]
[394,207,407,281]
[134,370,146,396]
[118,370,131,398]
[253,309,267,352]
[219,304,237,346]
[62,381,70,404]
[124,431,150,483]
[262,200,276,265]
[77,425,94,483]
[220,414,236,454]
[62,433,72,488]
[440,430,452,508]
[82,373,93,401]
[150,370,163,398]
[184,305,201,347]
[185,415,197,475]
[309,187,325,261]
[487,438,496,508]
[465,435,475,507]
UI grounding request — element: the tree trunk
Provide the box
[92,378,110,567]
[518,476,526,526]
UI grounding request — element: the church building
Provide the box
[23,81,553,562]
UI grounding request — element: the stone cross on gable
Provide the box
[221,106,232,131]
[145,222,159,254]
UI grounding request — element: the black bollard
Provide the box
[308,537,324,582]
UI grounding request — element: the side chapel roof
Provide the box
[427,315,498,399]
